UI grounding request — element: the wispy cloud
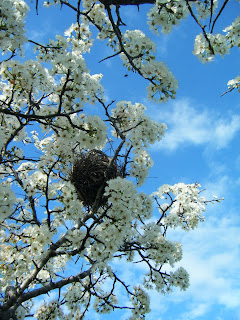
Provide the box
[166,201,240,315]
[109,205,240,320]
[110,169,240,320]
[152,99,240,151]
[180,303,211,320]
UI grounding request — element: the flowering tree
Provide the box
[0,0,237,319]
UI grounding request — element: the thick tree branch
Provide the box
[0,103,83,121]
[18,268,91,304]
[100,0,155,5]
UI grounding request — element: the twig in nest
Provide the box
[70,150,125,207]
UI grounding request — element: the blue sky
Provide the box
[24,1,240,319]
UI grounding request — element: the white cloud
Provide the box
[108,205,240,319]
[201,175,228,202]
[152,99,240,151]
[180,302,211,320]
[166,212,240,315]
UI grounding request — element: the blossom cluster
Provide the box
[111,101,166,147]
[0,0,29,55]
[227,75,240,93]
[147,0,189,34]
[111,101,167,184]
[224,16,240,48]
[120,30,178,101]
[143,266,189,294]
[194,0,218,20]
[34,300,64,320]
[192,6,239,68]
[139,222,183,267]
[152,183,206,230]
[87,177,139,263]
[0,0,226,318]
[129,286,151,319]
[41,0,240,95]
[47,0,179,102]
[0,179,16,222]
[64,20,93,54]
[193,32,231,62]
[146,0,239,91]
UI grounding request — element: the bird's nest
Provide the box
[70,150,124,207]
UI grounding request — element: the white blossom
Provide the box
[0,0,228,318]
[0,0,29,55]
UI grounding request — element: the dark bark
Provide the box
[100,0,197,5]
[100,0,155,5]
[0,309,18,320]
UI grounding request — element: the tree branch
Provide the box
[210,0,229,33]
[18,269,91,304]
[185,0,215,55]
[100,0,155,5]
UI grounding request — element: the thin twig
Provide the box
[185,0,215,55]
[210,0,229,33]
[99,50,122,62]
